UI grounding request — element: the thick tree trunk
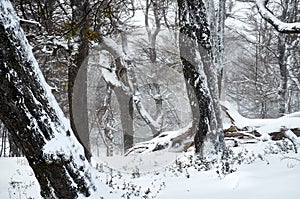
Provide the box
[177,0,225,157]
[276,0,300,115]
[68,0,91,161]
[8,131,23,157]
[114,57,134,153]
[217,0,226,99]
[0,2,99,197]
[114,87,134,153]
[178,0,212,155]
[98,37,135,153]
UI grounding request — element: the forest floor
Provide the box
[1,138,300,199]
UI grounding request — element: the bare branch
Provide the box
[18,17,41,26]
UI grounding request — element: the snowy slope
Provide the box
[159,143,300,199]
[1,140,300,199]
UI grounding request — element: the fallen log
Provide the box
[125,123,194,156]
[221,101,300,141]
[126,102,300,155]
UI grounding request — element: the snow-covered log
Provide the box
[125,123,194,155]
[221,101,300,140]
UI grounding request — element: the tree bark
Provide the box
[0,1,99,197]
[177,0,225,157]
[278,33,288,115]
[98,37,135,153]
[68,0,91,161]
[114,86,134,152]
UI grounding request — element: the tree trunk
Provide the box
[8,131,23,157]
[98,37,135,153]
[114,87,134,153]
[278,40,288,115]
[217,0,226,99]
[68,0,91,161]
[0,2,99,197]
[177,0,225,157]
[103,85,114,156]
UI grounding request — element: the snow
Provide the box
[101,67,122,87]
[158,142,300,199]
[221,101,300,135]
[1,0,300,198]
[100,37,123,58]
[133,93,161,130]
[0,158,40,199]
[126,122,193,155]
[93,151,182,173]
[1,140,300,198]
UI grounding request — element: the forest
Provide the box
[0,0,299,198]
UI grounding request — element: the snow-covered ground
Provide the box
[1,140,300,199]
[0,157,40,199]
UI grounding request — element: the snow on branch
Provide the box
[18,17,41,26]
[256,0,300,33]
[99,37,123,58]
[133,93,161,130]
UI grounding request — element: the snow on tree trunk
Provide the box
[221,101,300,139]
[0,1,101,197]
[177,0,225,157]
[201,0,224,146]
[276,0,299,115]
[102,85,115,156]
[217,0,226,99]
[99,34,167,151]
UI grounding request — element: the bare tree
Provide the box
[224,0,299,117]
